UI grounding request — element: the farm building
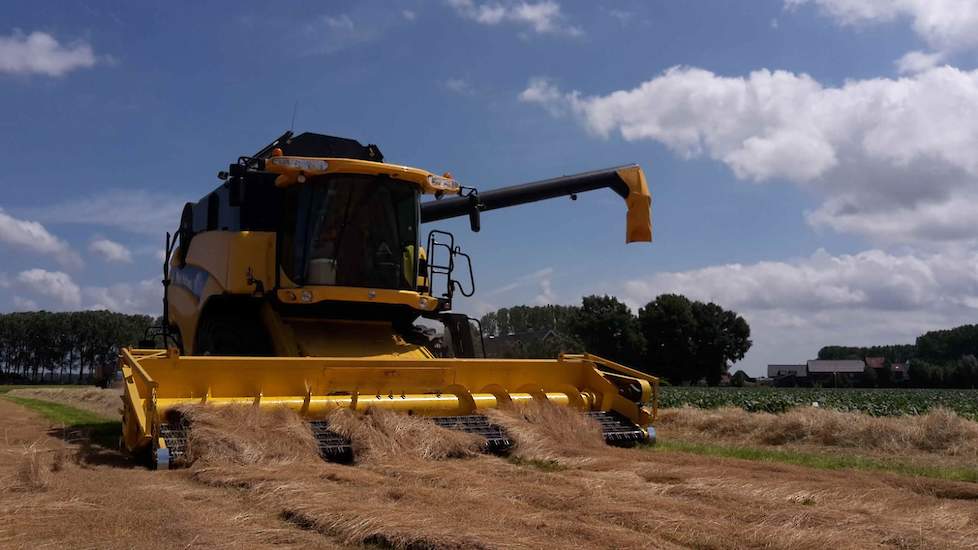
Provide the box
[806,360,865,373]
[865,356,886,370]
[865,356,909,382]
[807,359,864,385]
[767,364,807,378]
[891,362,908,381]
[768,358,911,386]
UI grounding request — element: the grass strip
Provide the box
[0,384,61,395]
[4,395,111,425]
[652,439,978,483]
[4,395,121,448]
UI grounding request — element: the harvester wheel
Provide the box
[196,308,271,356]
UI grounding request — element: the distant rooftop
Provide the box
[807,359,865,373]
[865,357,885,369]
[767,364,807,377]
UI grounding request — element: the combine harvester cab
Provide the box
[119,131,658,468]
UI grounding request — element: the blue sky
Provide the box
[2,1,978,375]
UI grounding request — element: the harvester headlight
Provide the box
[268,157,329,172]
[300,290,313,303]
[427,174,460,193]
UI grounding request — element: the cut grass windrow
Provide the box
[652,439,978,483]
[6,391,978,485]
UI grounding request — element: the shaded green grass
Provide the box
[4,395,110,425]
[651,439,978,483]
[4,395,120,448]
[0,384,61,395]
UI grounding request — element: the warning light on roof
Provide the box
[428,174,460,192]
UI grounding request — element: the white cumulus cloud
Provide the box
[3,271,160,313]
[520,65,978,244]
[21,189,186,237]
[0,30,97,76]
[786,0,978,54]
[444,77,474,95]
[447,0,582,36]
[620,247,978,374]
[533,275,555,305]
[16,269,82,308]
[895,50,945,74]
[84,279,160,314]
[12,296,38,311]
[623,248,978,314]
[89,238,133,263]
[0,208,82,267]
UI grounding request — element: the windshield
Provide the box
[282,174,419,290]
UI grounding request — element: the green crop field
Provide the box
[658,387,978,420]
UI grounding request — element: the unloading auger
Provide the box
[119,131,658,468]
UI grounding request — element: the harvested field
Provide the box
[0,398,337,549]
[172,403,978,548]
[3,394,978,549]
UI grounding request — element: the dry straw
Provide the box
[658,406,978,456]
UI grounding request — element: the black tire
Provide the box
[195,307,271,356]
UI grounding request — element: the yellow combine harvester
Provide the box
[119,131,658,468]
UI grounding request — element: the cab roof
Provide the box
[278,132,383,162]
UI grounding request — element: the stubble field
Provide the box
[2,387,977,549]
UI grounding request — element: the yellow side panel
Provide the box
[167,285,200,353]
[185,231,276,294]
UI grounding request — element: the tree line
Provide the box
[818,324,978,388]
[0,311,154,384]
[480,294,752,386]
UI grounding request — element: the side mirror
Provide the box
[177,202,194,267]
[418,252,429,280]
[467,194,481,232]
